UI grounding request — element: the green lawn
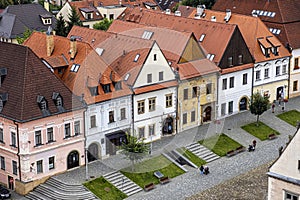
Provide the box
[120,155,185,187]
[177,147,206,167]
[241,121,280,141]
[83,177,127,200]
[199,133,243,156]
[277,110,300,127]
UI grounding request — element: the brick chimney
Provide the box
[70,36,77,59]
[46,27,54,56]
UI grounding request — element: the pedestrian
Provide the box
[204,166,209,175]
[199,165,204,175]
[271,103,275,113]
[252,140,257,149]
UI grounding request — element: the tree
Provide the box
[120,133,149,171]
[181,0,215,9]
[249,92,270,126]
[16,28,33,44]
[66,6,83,34]
[55,14,67,37]
[93,18,113,31]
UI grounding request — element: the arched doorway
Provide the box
[67,150,79,169]
[277,86,284,100]
[88,143,99,162]
[203,106,212,122]
[239,97,248,111]
[162,115,174,135]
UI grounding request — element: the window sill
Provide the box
[34,144,44,148]
[64,136,71,140]
[0,141,5,145]
[10,145,17,148]
[108,121,115,124]
[264,77,270,79]
[120,118,126,121]
[90,126,97,129]
[73,134,81,137]
[46,140,56,144]
[255,79,261,82]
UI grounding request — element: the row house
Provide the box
[108,20,219,130]
[68,26,177,143]
[119,7,255,118]
[213,0,300,98]
[0,42,85,195]
[24,31,133,159]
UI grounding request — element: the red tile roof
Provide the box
[0,42,83,122]
[220,63,253,75]
[98,0,159,9]
[69,0,103,22]
[134,80,177,94]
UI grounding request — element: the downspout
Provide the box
[287,56,291,99]
[13,121,22,182]
[83,106,88,181]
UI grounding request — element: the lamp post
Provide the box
[85,147,89,181]
[150,134,153,155]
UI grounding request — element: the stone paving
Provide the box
[53,96,300,199]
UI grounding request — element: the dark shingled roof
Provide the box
[0,3,57,39]
[0,42,84,123]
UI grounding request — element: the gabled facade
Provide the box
[268,128,300,200]
[0,42,85,195]
[24,31,133,159]
[0,3,57,43]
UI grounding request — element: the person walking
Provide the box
[199,165,204,175]
[272,103,275,113]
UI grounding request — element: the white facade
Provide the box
[85,95,132,158]
[289,48,300,98]
[97,6,127,20]
[217,68,252,118]
[253,57,290,102]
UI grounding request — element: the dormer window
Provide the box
[40,15,52,25]
[114,81,122,91]
[0,68,7,87]
[80,8,94,19]
[70,64,80,72]
[102,84,111,93]
[52,92,65,112]
[0,93,8,113]
[37,95,50,116]
[258,37,272,58]
[89,86,99,96]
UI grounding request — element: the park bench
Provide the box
[235,146,246,153]
[159,176,170,185]
[226,150,236,157]
[268,133,277,140]
[144,182,155,191]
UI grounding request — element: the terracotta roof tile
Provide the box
[220,63,253,75]
[69,0,103,21]
[134,80,177,94]
[97,0,159,9]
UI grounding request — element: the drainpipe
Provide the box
[197,94,200,126]
[287,56,291,99]
[83,108,89,181]
[13,121,22,182]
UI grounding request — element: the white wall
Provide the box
[97,6,127,20]
[289,48,300,97]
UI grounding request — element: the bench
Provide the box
[235,146,246,153]
[154,171,164,179]
[268,133,277,140]
[226,150,236,157]
[159,176,170,185]
[144,183,155,191]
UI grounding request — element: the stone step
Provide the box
[42,182,87,194]
[126,188,143,196]
[114,179,132,188]
[39,184,92,197]
[206,156,220,163]
[47,178,84,191]
[102,171,120,179]
[192,148,211,155]
[104,173,124,182]
[186,142,200,149]
[122,184,142,194]
[25,191,47,200]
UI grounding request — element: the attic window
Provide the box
[102,84,111,93]
[124,73,130,81]
[37,95,50,116]
[52,92,65,112]
[199,34,206,42]
[70,64,80,72]
[207,54,215,61]
[41,18,52,25]
[89,86,99,96]
[134,54,140,62]
[96,48,104,56]
[114,81,122,91]
[142,31,153,40]
[0,93,8,113]
[0,68,7,86]
[269,28,281,35]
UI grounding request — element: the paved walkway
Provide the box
[54,96,300,200]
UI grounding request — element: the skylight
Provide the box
[252,10,275,17]
[124,73,130,81]
[269,28,281,35]
[199,34,206,42]
[96,48,104,56]
[134,54,140,62]
[70,64,80,72]
[206,54,215,61]
[142,31,153,40]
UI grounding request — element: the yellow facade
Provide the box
[253,80,289,103]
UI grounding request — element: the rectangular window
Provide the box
[64,123,71,138]
[206,83,212,94]
[154,54,157,61]
[138,100,145,114]
[138,127,145,139]
[0,156,5,170]
[298,160,300,169]
[90,115,96,128]
[74,121,80,136]
[47,127,54,143]
[109,14,114,20]
[109,111,115,123]
[102,84,111,93]
[238,55,243,64]
[192,86,198,98]
[35,130,42,146]
[120,108,126,120]
[222,78,227,90]
[221,103,226,116]
[228,57,233,67]
[228,101,233,114]
[243,73,247,85]
[149,124,155,136]
[12,161,17,175]
[229,77,234,88]
[149,98,156,111]
[285,191,299,200]
[282,65,287,74]
[147,74,152,83]
[276,66,280,76]
[183,113,187,124]
[49,156,55,170]
[264,68,269,79]
[183,88,188,100]
[255,70,261,81]
[295,58,299,69]
[191,111,195,122]
[166,94,172,108]
[159,71,163,81]
[37,160,43,174]
[293,81,298,92]
[0,128,3,143]
[11,132,16,147]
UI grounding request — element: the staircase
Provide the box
[103,171,142,196]
[24,177,98,200]
[186,142,220,163]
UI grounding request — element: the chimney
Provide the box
[211,16,216,22]
[119,0,122,5]
[175,11,181,16]
[165,9,171,15]
[70,36,77,59]
[44,0,50,12]
[46,26,54,56]
[224,9,231,22]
